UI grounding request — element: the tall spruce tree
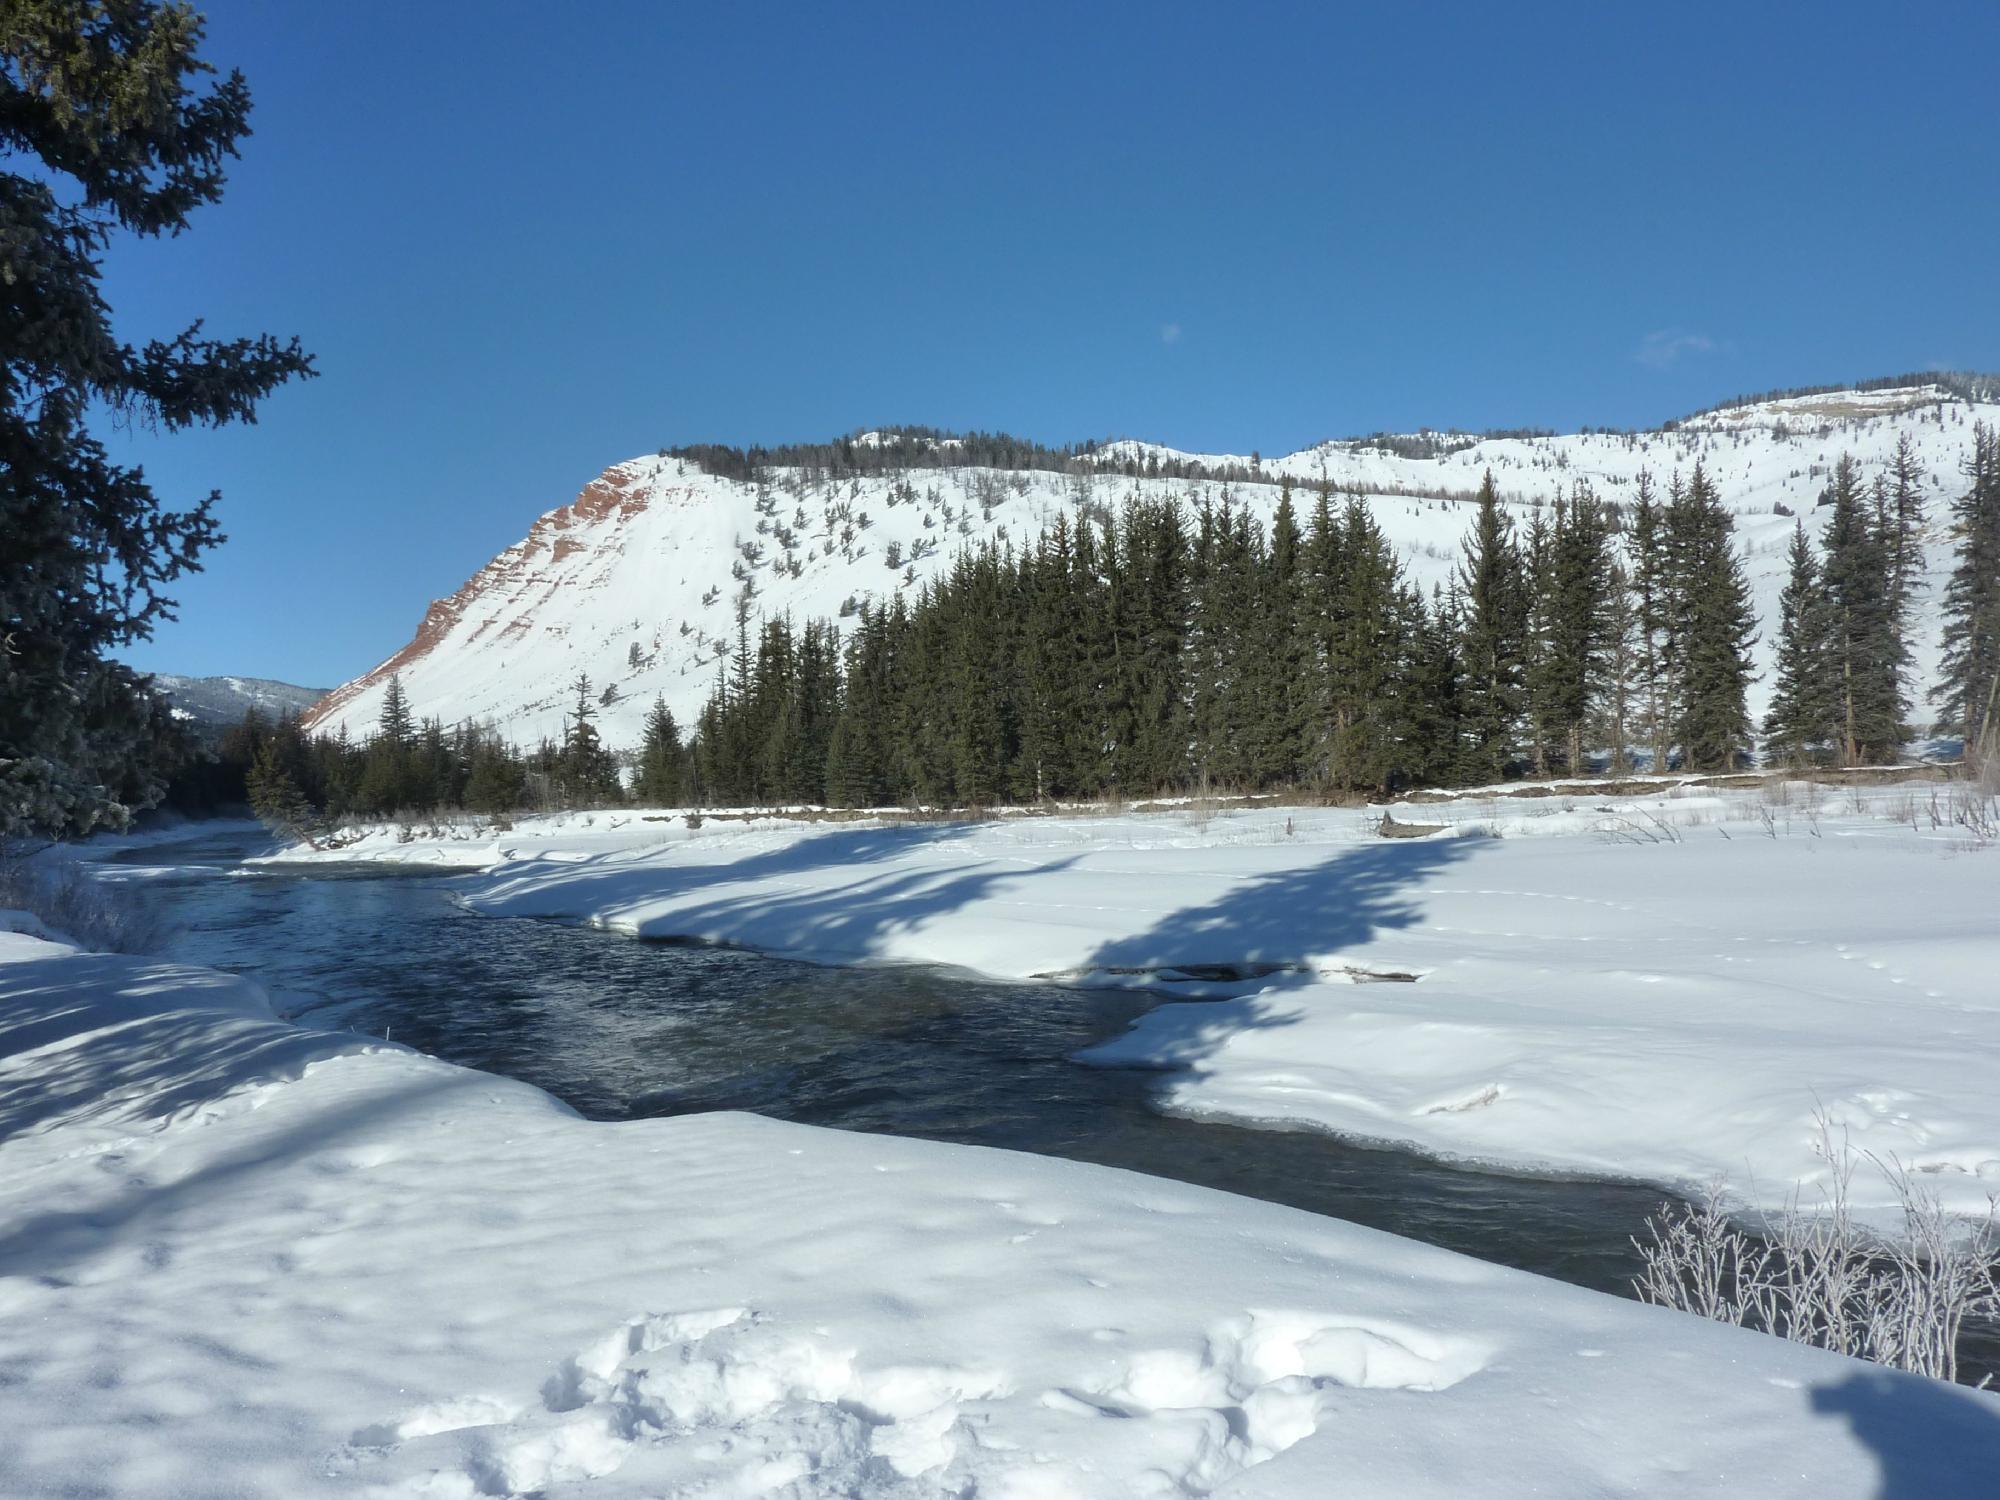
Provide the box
[1521,506,1557,775]
[634,696,683,805]
[560,673,620,804]
[1111,499,1190,792]
[1627,473,1676,772]
[377,674,415,747]
[1,3,313,835]
[825,603,892,807]
[1325,494,1405,790]
[1187,499,1257,788]
[1601,559,1639,774]
[1531,486,1616,775]
[1762,521,1837,765]
[463,731,525,815]
[247,740,323,846]
[1935,422,2000,765]
[1820,454,1905,763]
[1881,433,1928,689]
[1011,521,1076,801]
[358,674,419,811]
[1403,584,1470,785]
[1455,472,1529,781]
[1668,464,1757,771]
[1247,482,1305,784]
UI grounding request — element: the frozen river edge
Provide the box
[266,782,2000,1228]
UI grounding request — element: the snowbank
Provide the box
[4,926,1997,1495]
[269,781,2000,1223]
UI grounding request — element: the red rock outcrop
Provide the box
[302,462,655,732]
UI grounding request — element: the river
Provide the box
[102,826,2000,1381]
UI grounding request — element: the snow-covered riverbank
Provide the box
[5,917,1998,1496]
[264,780,2000,1226]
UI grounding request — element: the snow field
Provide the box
[4,920,1998,1496]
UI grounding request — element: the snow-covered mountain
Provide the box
[154,673,328,730]
[306,381,1999,749]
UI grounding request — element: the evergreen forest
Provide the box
[232,435,2000,835]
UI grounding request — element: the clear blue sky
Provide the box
[102,0,2000,686]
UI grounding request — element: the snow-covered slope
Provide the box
[155,673,328,729]
[307,383,2000,749]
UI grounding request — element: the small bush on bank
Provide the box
[1634,1114,1999,1384]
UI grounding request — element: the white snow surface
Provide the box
[267,780,2000,1227]
[307,386,2000,748]
[6,908,2000,1496]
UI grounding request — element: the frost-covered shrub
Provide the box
[0,854,167,954]
[1634,1116,1999,1383]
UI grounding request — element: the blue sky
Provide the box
[101,0,2000,685]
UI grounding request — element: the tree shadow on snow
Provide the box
[1809,1368,2000,1497]
[0,950,493,1283]
[0,952,362,1142]
[479,820,1079,964]
[1073,835,1478,1077]
[1083,835,1476,976]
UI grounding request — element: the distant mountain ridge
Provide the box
[305,377,2000,749]
[154,674,328,730]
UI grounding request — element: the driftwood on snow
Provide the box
[1377,812,1448,839]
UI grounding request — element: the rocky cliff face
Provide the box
[307,385,2000,750]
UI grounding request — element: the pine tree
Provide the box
[1188,499,1257,788]
[826,603,892,807]
[1820,455,1905,763]
[1115,499,1190,792]
[1324,494,1405,790]
[1881,432,1928,689]
[247,741,323,846]
[1628,474,1676,772]
[356,675,422,813]
[946,555,1011,806]
[1401,584,1470,785]
[1525,486,1617,776]
[1762,521,1837,765]
[1247,482,1304,784]
[1,4,313,835]
[1669,464,1757,771]
[1012,518,1080,800]
[464,732,525,815]
[1521,506,1557,775]
[1065,517,1114,797]
[377,675,416,749]
[560,673,620,804]
[634,697,684,805]
[1455,472,1529,781]
[1935,422,2000,765]
[413,717,453,808]
[1601,560,1639,774]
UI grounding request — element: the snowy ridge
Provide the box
[153,672,328,729]
[306,383,2000,748]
